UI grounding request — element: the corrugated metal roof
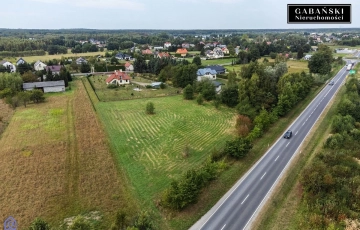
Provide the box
[23,80,65,90]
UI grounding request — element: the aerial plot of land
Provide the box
[96,96,236,207]
[0,20,360,230]
[0,81,134,228]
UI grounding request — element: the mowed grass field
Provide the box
[0,80,135,229]
[96,97,236,212]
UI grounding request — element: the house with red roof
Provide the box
[176,48,188,57]
[106,70,131,85]
[142,49,153,55]
[124,62,134,71]
[156,52,171,59]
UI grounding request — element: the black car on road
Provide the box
[283,130,292,139]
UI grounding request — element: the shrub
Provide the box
[183,84,194,100]
[30,89,45,103]
[223,137,252,159]
[196,94,204,105]
[29,218,50,230]
[145,85,152,89]
[146,102,155,114]
[161,161,222,210]
[69,216,92,230]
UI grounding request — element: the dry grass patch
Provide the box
[0,81,135,229]
[0,99,14,136]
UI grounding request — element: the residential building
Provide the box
[106,70,131,85]
[212,81,222,93]
[156,52,171,59]
[206,47,224,59]
[124,62,134,71]
[0,60,16,72]
[115,53,132,60]
[76,57,87,65]
[207,65,226,74]
[176,48,188,57]
[153,46,164,51]
[182,43,190,48]
[45,65,63,75]
[16,57,26,65]
[23,80,65,93]
[164,42,172,48]
[142,49,153,55]
[222,47,229,54]
[304,54,312,60]
[34,60,47,71]
[196,68,217,81]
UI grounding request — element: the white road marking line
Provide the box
[260,172,267,180]
[221,224,226,230]
[241,194,249,204]
[286,142,290,147]
[275,155,279,161]
[306,118,308,121]
[302,122,305,126]
[311,111,313,114]
[295,131,298,135]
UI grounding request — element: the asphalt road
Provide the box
[190,59,358,230]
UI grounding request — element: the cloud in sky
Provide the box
[29,0,145,10]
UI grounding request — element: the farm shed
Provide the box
[23,80,65,93]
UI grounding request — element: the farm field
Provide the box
[0,80,135,229]
[95,96,237,218]
[88,75,182,101]
[5,49,107,64]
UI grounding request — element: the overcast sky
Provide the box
[0,0,359,30]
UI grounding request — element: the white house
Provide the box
[164,42,171,48]
[0,60,16,72]
[196,68,217,81]
[34,60,47,71]
[16,57,26,65]
[124,62,134,71]
[76,57,87,65]
[106,70,131,85]
[304,54,312,60]
[206,47,224,59]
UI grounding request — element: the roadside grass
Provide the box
[88,75,181,101]
[0,81,135,229]
[95,97,237,229]
[167,80,327,230]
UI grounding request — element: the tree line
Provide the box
[299,75,360,229]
